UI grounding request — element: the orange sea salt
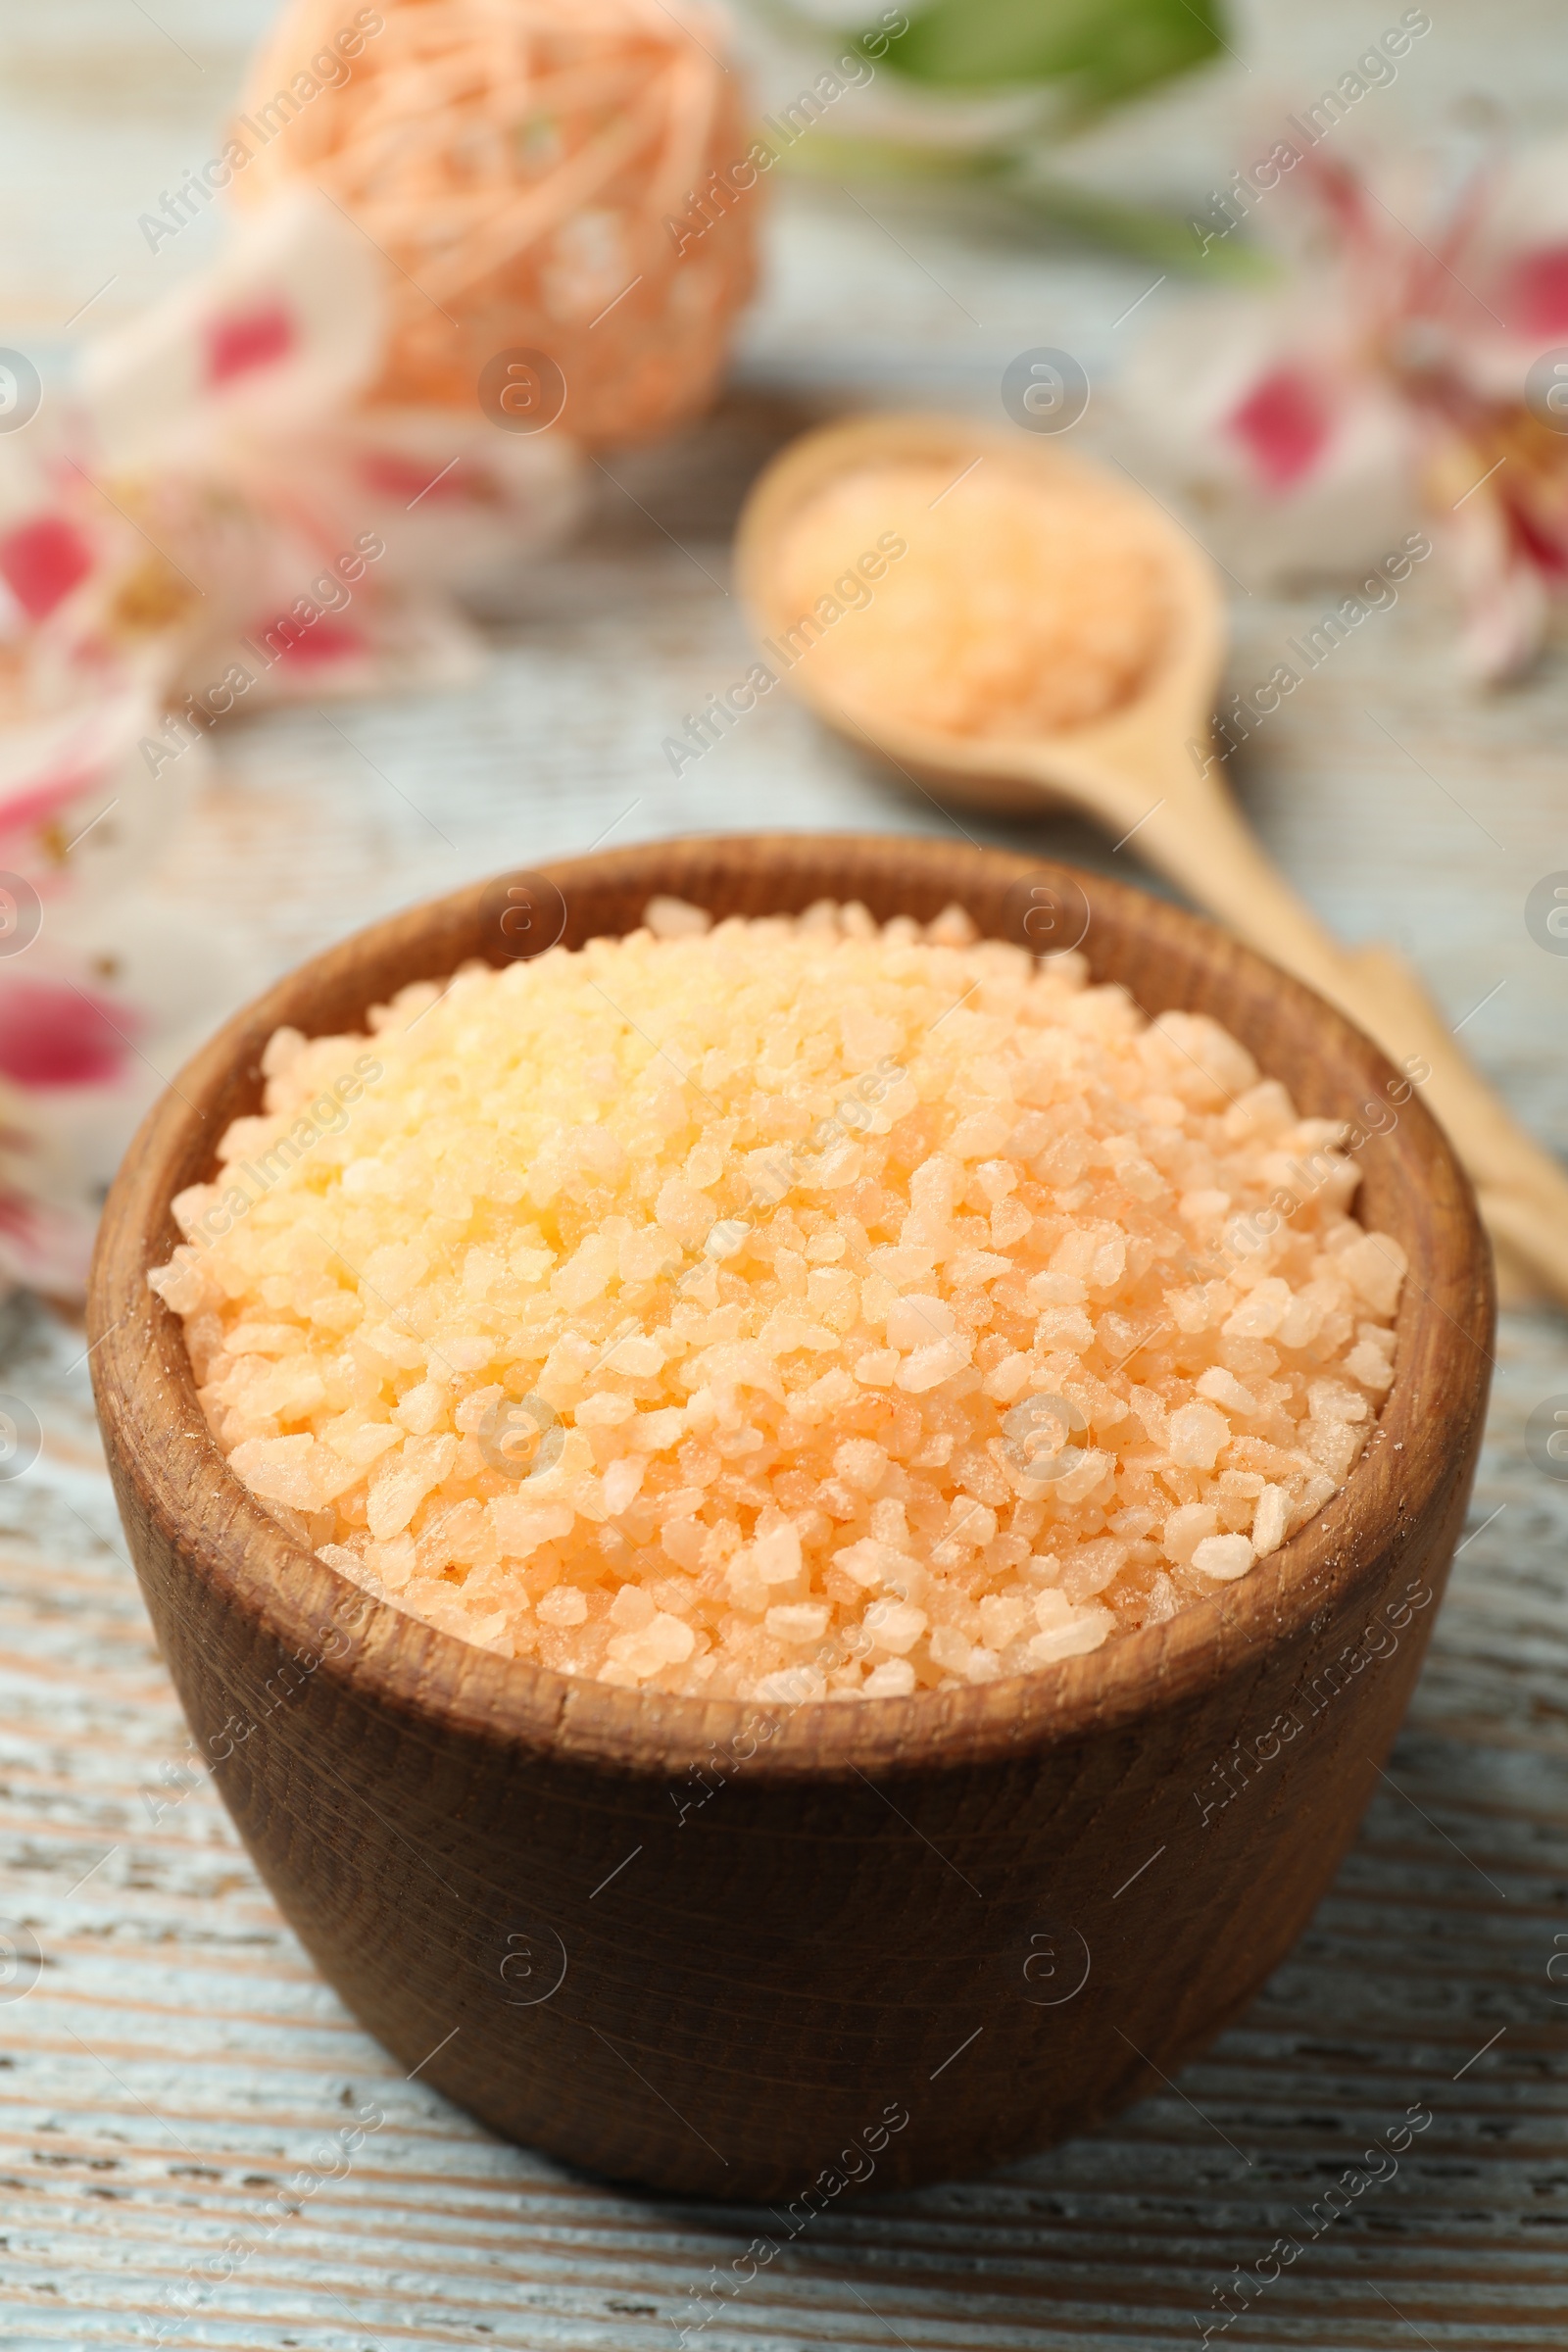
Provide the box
[773,461,1170,740]
[151,901,1404,1702]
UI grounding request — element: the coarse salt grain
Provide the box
[151,898,1404,1701]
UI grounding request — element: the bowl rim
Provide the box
[88,831,1494,1781]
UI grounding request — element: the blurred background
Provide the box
[2,5,1568,2346]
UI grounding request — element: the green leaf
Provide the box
[770,129,1276,282]
[1012,173,1277,280]
[884,0,1227,111]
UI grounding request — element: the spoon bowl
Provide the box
[736,408,1225,832]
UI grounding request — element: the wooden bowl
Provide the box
[88,833,1494,2202]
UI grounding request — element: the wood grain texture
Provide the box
[2,1338,1565,2350]
[85,834,1494,2201]
[5,5,1568,2335]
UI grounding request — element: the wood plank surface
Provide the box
[3,2,1568,2343]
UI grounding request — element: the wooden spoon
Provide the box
[736,408,1568,1306]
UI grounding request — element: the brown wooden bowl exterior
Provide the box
[88,833,1494,2202]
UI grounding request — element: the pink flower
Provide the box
[0,514,95,623]
[1225,367,1336,489]
[0,979,136,1088]
[0,184,582,1301]
[0,893,258,1301]
[1124,134,1568,678]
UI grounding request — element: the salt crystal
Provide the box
[864,1659,917,1696]
[1168,1400,1230,1470]
[1191,1534,1255,1581]
[1251,1485,1291,1558]
[863,1599,927,1655]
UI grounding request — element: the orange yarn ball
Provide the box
[230,0,760,447]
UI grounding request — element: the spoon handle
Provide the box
[1112,774,1568,1305]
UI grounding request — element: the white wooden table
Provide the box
[3,5,1568,2344]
